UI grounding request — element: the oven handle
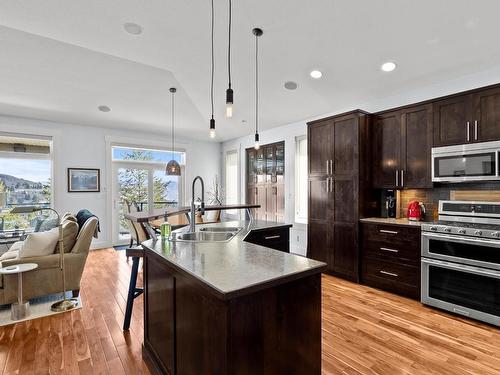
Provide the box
[422,258,500,279]
[422,232,500,247]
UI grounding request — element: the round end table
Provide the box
[0,263,38,320]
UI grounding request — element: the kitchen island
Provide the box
[142,220,327,375]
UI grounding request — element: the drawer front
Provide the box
[245,227,290,252]
[363,223,420,245]
[361,223,420,260]
[361,257,420,299]
[363,240,419,263]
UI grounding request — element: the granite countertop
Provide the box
[142,220,327,300]
[360,217,425,227]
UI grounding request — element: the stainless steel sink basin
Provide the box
[172,231,236,242]
[199,226,242,233]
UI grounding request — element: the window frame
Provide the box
[295,135,308,224]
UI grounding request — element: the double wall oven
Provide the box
[421,201,500,327]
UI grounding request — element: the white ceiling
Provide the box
[1,0,500,142]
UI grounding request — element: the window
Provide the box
[112,145,185,243]
[225,150,239,214]
[295,136,307,223]
[0,134,53,230]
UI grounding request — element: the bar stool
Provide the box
[123,246,144,331]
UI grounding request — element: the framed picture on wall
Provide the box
[67,168,100,192]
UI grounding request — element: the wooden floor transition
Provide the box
[0,248,499,374]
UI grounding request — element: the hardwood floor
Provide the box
[1,248,499,374]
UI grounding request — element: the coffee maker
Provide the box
[381,189,398,218]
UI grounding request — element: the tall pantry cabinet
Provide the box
[307,110,374,281]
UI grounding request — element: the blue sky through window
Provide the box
[0,158,51,183]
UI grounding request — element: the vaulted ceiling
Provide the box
[1,1,500,141]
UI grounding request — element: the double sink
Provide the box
[171,226,242,242]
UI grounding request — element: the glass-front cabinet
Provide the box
[246,141,285,222]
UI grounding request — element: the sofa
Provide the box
[0,215,98,305]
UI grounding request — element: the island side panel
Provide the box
[143,255,176,375]
[228,273,322,375]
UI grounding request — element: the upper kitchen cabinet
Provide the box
[433,94,472,147]
[401,104,433,188]
[434,85,500,146]
[308,119,332,177]
[373,105,433,189]
[472,86,500,142]
[372,111,402,188]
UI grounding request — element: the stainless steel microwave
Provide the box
[432,141,500,183]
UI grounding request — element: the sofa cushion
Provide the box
[19,227,59,258]
[61,219,79,253]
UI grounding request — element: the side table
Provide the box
[0,263,38,320]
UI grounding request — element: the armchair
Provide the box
[0,216,98,305]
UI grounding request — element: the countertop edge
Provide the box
[359,217,424,228]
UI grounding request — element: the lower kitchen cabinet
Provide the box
[360,222,421,300]
[244,225,291,252]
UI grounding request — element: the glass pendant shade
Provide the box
[166,159,181,176]
[225,88,233,118]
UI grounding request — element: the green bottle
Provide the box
[160,222,172,239]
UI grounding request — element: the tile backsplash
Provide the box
[397,183,500,221]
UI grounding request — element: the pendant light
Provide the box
[225,0,233,118]
[209,0,216,138]
[166,87,181,176]
[253,28,263,150]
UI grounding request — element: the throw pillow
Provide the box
[19,227,59,258]
[61,220,79,253]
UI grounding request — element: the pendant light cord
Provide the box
[228,0,232,89]
[211,0,215,120]
[171,91,175,160]
[255,33,259,135]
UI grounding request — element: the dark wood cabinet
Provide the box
[433,94,472,147]
[244,225,291,252]
[372,111,401,188]
[433,85,500,146]
[307,111,374,281]
[360,222,420,300]
[144,248,323,375]
[373,104,433,189]
[246,141,285,222]
[472,86,500,142]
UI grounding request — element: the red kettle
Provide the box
[407,200,425,221]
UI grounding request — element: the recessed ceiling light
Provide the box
[98,105,111,113]
[381,62,397,72]
[284,81,298,90]
[310,70,322,79]
[123,22,143,35]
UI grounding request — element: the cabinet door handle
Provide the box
[380,247,399,253]
[395,170,399,187]
[466,121,470,142]
[326,160,329,174]
[264,235,281,240]
[380,229,398,235]
[474,120,478,141]
[330,159,333,175]
[401,170,404,188]
[380,270,399,277]
[330,177,334,193]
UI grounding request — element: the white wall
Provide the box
[0,114,221,249]
[222,121,308,256]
